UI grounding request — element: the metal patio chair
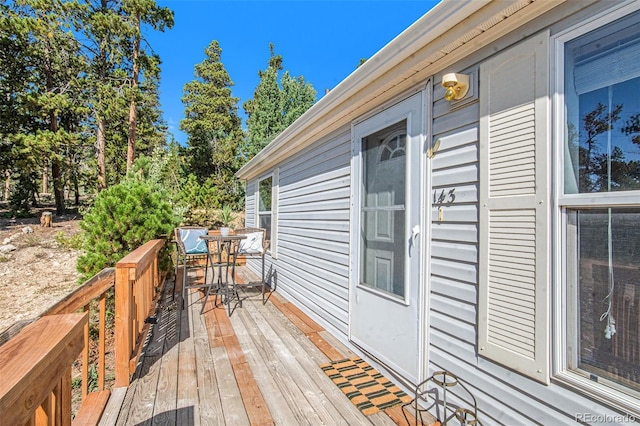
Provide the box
[175,226,210,310]
[235,227,271,303]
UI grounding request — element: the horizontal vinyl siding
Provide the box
[430,69,625,426]
[275,129,352,336]
[429,80,483,404]
[429,82,571,425]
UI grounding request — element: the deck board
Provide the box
[192,296,225,426]
[231,301,327,425]
[176,289,198,425]
[238,292,375,425]
[105,266,432,425]
[150,290,180,426]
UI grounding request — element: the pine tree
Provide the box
[242,43,316,160]
[77,176,177,281]
[121,0,173,172]
[3,0,87,215]
[180,40,242,188]
[80,0,173,188]
[81,0,131,190]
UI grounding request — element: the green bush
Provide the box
[55,231,83,250]
[76,177,178,282]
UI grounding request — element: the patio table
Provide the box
[200,234,246,315]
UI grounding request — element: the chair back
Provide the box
[176,227,208,254]
[235,228,268,254]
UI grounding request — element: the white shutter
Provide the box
[479,31,550,384]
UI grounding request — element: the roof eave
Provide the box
[236,0,564,181]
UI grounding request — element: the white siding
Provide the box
[252,129,353,336]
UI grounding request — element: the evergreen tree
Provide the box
[121,0,173,172]
[80,0,131,190]
[0,0,174,211]
[280,70,316,129]
[79,0,172,188]
[180,40,242,188]
[135,56,169,155]
[3,0,87,215]
[0,1,31,201]
[77,175,177,281]
[242,43,316,160]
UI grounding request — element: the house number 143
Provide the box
[433,188,456,205]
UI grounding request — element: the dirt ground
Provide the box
[0,203,82,333]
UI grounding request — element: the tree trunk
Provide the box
[74,179,80,206]
[49,107,64,215]
[97,117,106,190]
[44,35,65,216]
[97,0,108,189]
[42,162,49,195]
[51,156,65,215]
[126,17,140,172]
[4,170,10,201]
[40,211,52,227]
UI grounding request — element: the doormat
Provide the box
[320,357,412,416]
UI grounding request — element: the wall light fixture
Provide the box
[442,73,469,101]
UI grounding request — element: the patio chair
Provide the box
[235,227,271,303]
[175,226,210,310]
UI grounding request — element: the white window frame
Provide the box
[256,170,277,256]
[552,1,640,415]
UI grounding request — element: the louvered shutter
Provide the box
[478,31,550,384]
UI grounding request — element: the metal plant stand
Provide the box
[402,370,482,425]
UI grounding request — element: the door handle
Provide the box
[412,225,420,243]
[409,225,420,256]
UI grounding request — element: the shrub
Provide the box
[76,177,178,282]
[55,231,83,250]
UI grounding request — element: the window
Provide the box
[559,6,640,406]
[563,11,640,194]
[378,131,406,162]
[566,209,640,395]
[361,123,407,298]
[258,176,273,243]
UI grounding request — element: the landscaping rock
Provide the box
[0,244,17,254]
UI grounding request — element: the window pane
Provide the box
[360,121,406,298]
[259,177,272,212]
[259,214,271,242]
[575,208,640,393]
[564,11,640,194]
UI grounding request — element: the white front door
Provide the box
[350,93,424,384]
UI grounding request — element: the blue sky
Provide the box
[148,0,438,145]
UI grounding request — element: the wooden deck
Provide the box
[98,266,429,426]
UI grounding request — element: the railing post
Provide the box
[114,265,132,388]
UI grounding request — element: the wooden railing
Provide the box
[43,268,116,399]
[0,313,87,426]
[114,238,165,387]
[0,238,166,425]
